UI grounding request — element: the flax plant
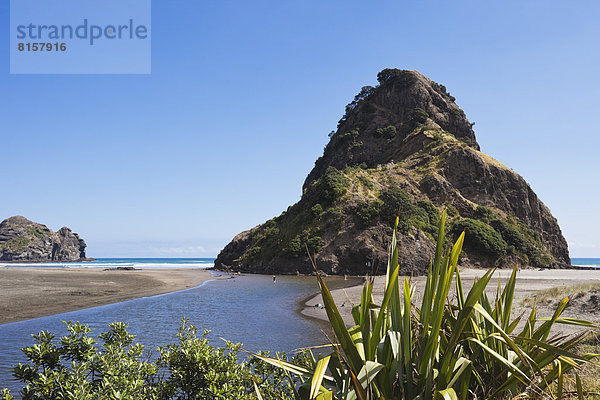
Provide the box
[254,210,598,399]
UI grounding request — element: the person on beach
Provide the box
[273,275,276,284]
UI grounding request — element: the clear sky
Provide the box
[1,1,599,258]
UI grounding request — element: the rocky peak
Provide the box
[216,69,570,275]
[2,216,31,225]
[304,69,478,190]
[0,216,88,262]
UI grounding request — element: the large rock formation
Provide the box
[0,216,88,262]
[215,69,570,275]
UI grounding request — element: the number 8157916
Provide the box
[18,43,66,51]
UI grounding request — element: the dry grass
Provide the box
[560,332,600,399]
[520,283,600,398]
[521,283,600,307]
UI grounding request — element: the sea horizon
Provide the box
[0,257,216,269]
[2,257,599,269]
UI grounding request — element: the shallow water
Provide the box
[0,273,348,395]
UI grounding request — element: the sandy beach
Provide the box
[303,268,600,335]
[0,267,220,324]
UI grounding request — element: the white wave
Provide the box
[573,264,600,268]
[128,262,213,269]
[0,261,213,269]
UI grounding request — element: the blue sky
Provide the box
[1,1,599,258]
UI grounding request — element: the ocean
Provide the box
[0,257,215,269]
[570,258,600,268]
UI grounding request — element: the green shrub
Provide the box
[285,236,302,257]
[445,203,459,217]
[262,222,280,238]
[355,189,440,236]
[10,321,161,400]
[158,323,250,399]
[323,206,344,228]
[356,199,383,227]
[375,125,396,139]
[451,218,508,256]
[432,82,456,102]
[376,69,417,86]
[340,87,375,125]
[306,236,322,254]
[474,205,495,222]
[3,320,300,400]
[285,232,322,257]
[489,218,526,251]
[380,185,414,226]
[310,167,350,205]
[410,107,429,125]
[407,211,429,231]
[311,204,324,218]
[357,175,374,190]
[337,129,359,143]
[489,217,554,266]
[417,200,439,225]
[416,200,440,235]
[245,246,262,260]
[252,221,279,244]
[352,185,417,232]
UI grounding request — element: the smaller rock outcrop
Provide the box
[0,216,89,262]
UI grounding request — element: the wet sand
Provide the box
[0,267,220,324]
[302,268,600,335]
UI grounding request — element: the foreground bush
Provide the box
[1,319,305,400]
[256,211,598,399]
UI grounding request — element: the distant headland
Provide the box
[0,216,92,262]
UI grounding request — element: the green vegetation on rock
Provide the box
[26,226,50,238]
[375,125,396,140]
[309,167,351,205]
[409,107,429,127]
[450,206,554,266]
[355,185,439,237]
[356,199,384,228]
[1,237,31,252]
[451,218,508,256]
[376,68,418,86]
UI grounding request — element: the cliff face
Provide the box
[215,69,570,275]
[0,216,88,262]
